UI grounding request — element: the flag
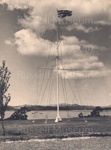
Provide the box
[57,10,72,18]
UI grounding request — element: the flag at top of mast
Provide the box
[57,9,72,18]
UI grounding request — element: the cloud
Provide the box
[59,61,104,70]
[1,0,111,36]
[0,0,30,10]
[1,0,111,79]
[14,29,55,55]
[5,40,12,45]
[54,36,111,79]
[59,69,111,79]
[4,29,111,79]
[13,29,111,79]
[67,24,100,33]
[1,0,111,21]
[18,15,55,35]
[1,0,111,30]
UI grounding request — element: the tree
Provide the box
[90,106,103,117]
[7,107,28,120]
[0,60,11,135]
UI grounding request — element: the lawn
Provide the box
[0,117,111,142]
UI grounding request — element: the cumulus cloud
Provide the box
[1,0,111,79]
[0,0,30,10]
[58,61,104,70]
[13,30,83,56]
[5,40,12,45]
[4,30,111,79]
[14,29,56,55]
[1,0,111,36]
[18,15,55,35]
[13,29,111,79]
[1,0,111,31]
[67,24,100,33]
[59,69,111,79]
[54,36,111,79]
[1,0,111,21]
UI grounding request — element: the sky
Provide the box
[0,0,111,106]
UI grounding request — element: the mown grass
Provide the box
[0,117,111,142]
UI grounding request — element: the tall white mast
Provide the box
[55,10,62,122]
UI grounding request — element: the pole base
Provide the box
[55,116,62,122]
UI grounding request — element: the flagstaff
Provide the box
[55,9,72,122]
[55,10,61,122]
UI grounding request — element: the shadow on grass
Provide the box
[0,131,30,142]
[0,129,26,136]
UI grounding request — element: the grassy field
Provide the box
[0,117,111,142]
